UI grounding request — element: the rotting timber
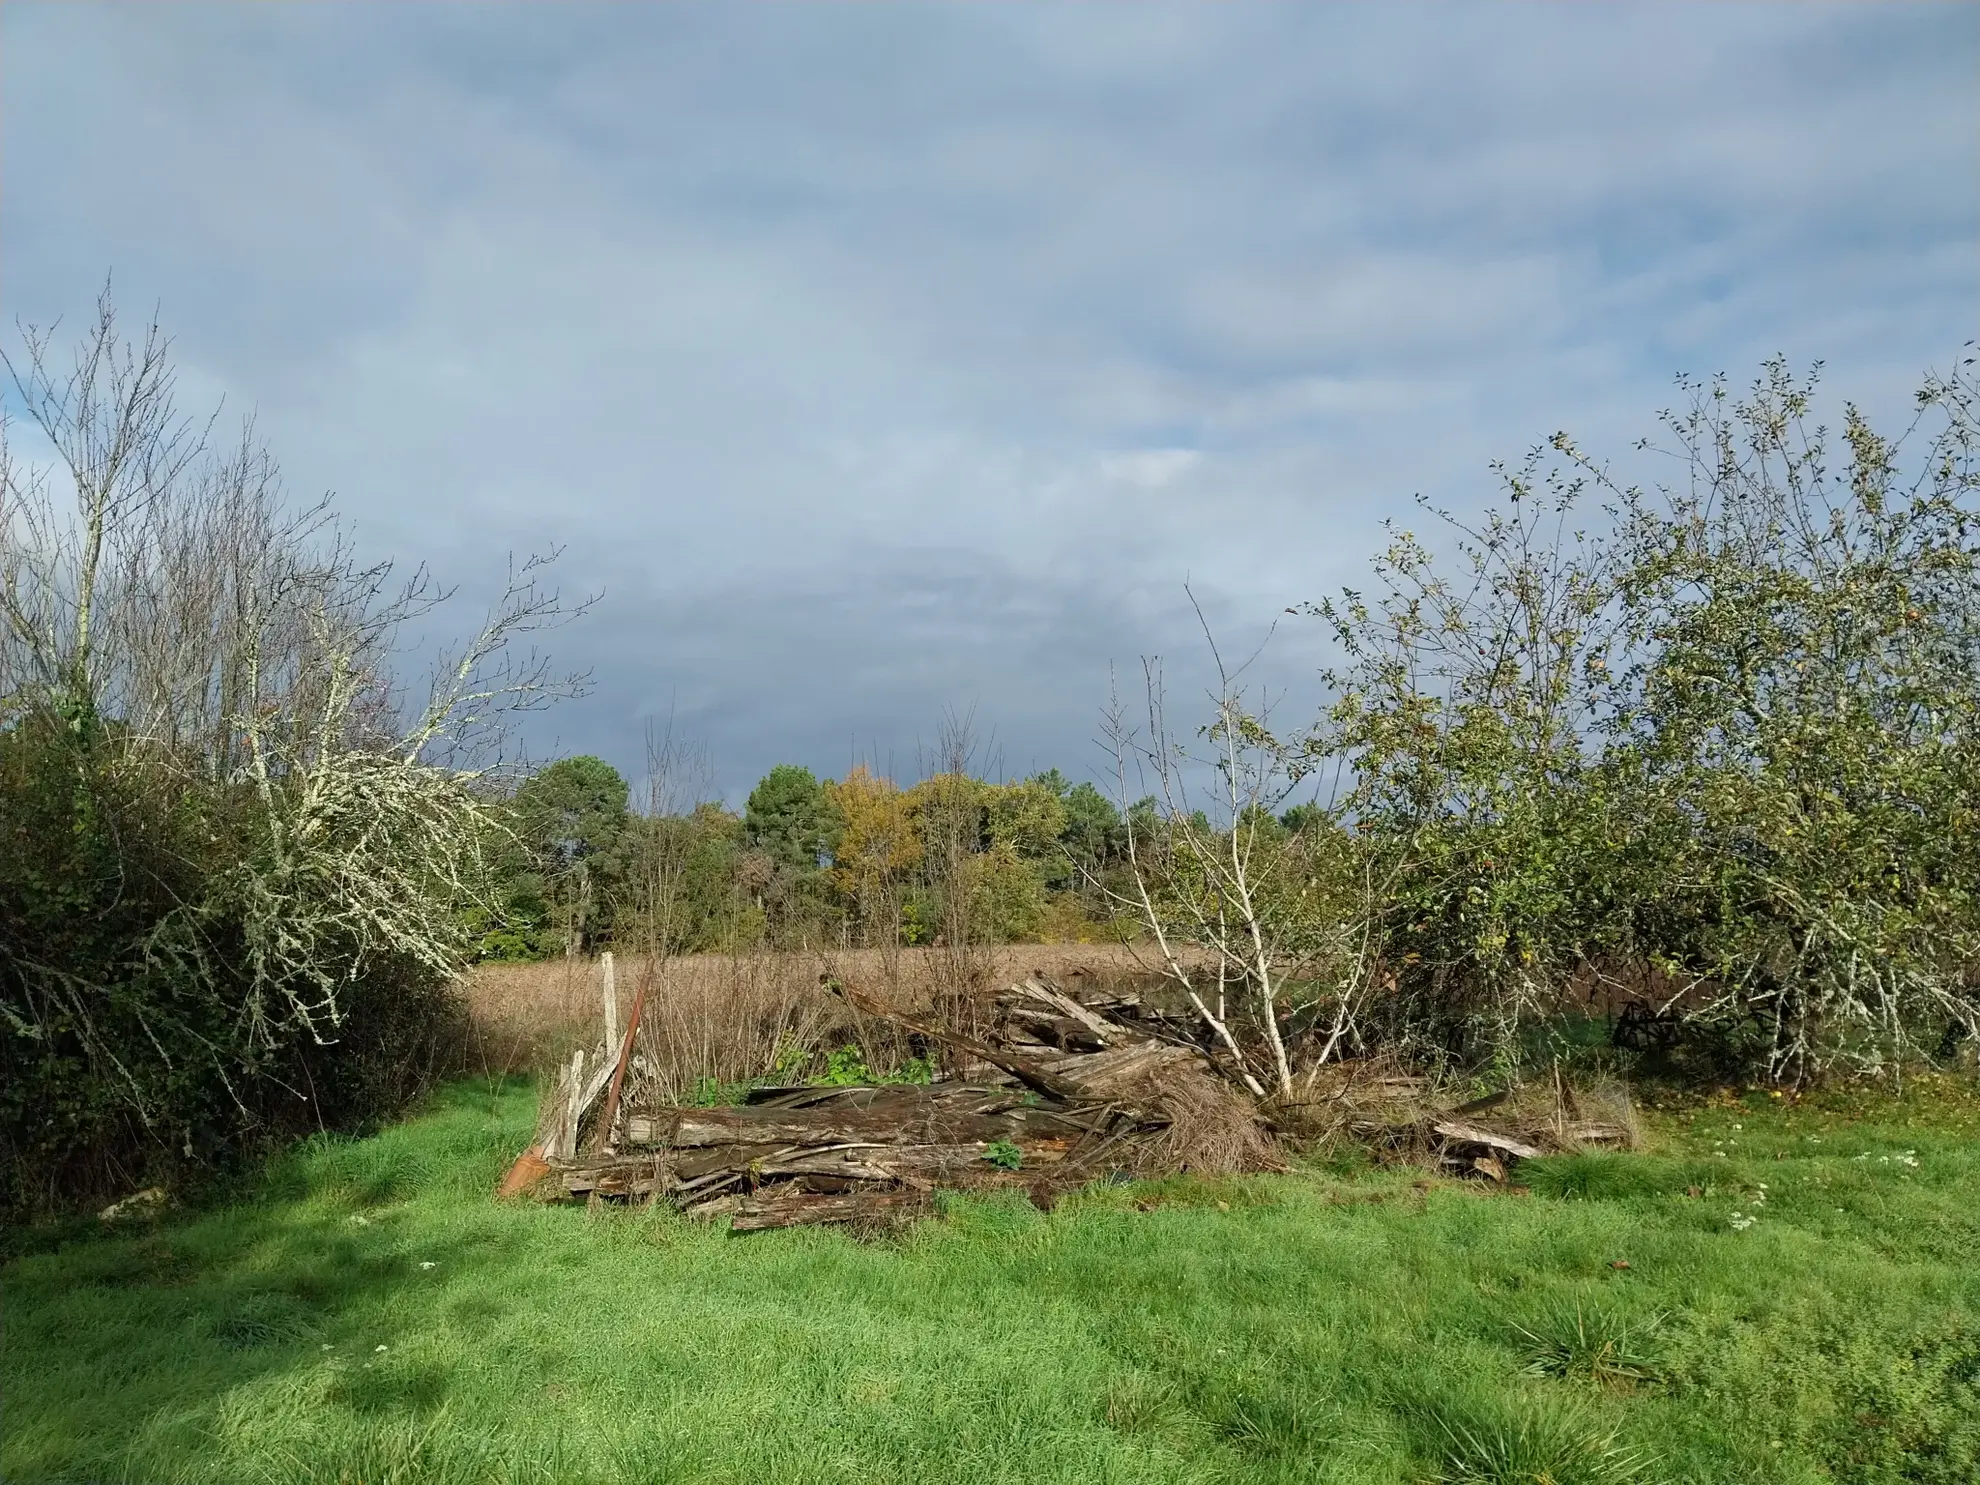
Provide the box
[500,970,1635,1230]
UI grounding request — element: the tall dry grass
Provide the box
[457,944,1175,1099]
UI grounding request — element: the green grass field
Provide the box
[5,1075,1976,1485]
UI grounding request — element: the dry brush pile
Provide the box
[502,960,1634,1230]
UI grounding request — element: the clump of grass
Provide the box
[1512,1301,1665,1388]
[1418,1392,1651,1484]
[262,1409,504,1485]
[1101,1371,1183,1434]
[1520,1153,1669,1202]
[212,1290,323,1350]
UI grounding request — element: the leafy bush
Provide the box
[1311,353,1980,1082]
[1097,353,1978,1089]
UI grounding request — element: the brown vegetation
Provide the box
[458,944,1191,1086]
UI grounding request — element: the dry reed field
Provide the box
[458,944,1176,1094]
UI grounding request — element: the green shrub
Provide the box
[1313,354,1980,1082]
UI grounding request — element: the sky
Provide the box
[5,2,1976,801]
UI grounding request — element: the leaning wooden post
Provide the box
[601,951,618,1058]
[596,968,651,1158]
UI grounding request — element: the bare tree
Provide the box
[627,708,719,960]
[2,289,591,1125]
[2,290,206,709]
[1095,596,1382,1100]
[921,705,997,1031]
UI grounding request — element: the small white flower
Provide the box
[375,1344,389,1353]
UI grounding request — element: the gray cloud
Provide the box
[5,1,1975,797]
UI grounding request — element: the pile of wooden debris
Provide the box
[1277,1060,1639,1182]
[499,964,1635,1229]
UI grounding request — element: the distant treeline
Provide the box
[479,757,1321,958]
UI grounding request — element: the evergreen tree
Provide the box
[744,764,840,872]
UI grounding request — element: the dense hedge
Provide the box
[1,296,565,1217]
[0,714,469,1214]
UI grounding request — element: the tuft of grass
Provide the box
[1521,1152,1669,1203]
[1419,1390,1651,1484]
[1512,1300,1666,1388]
[211,1290,324,1351]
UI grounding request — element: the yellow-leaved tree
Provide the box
[826,766,922,945]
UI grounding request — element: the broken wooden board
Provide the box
[684,1188,931,1231]
[627,1082,1111,1151]
[1427,1120,1544,1161]
[536,1043,620,1161]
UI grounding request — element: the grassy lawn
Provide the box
[4,1076,1976,1485]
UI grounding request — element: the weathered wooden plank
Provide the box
[685,1189,930,1230]
[739,1085,829,1106]
[750,1139,1075,1183]
[669,1110,1002,1149]
[1007,979,1136,1046]
[552,1049,585,1160]
[626,1085,1123,1151]
[623,1114,673,1148]
[533,1054,578,1157]
[659,1089,1099,1150]
[562,1152,669,1197]
[1430,1120,1543,1160]
[1048,1040,1201,1095]
[1002,1012,1105,1053]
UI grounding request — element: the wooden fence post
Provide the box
[601,951,618,1057]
